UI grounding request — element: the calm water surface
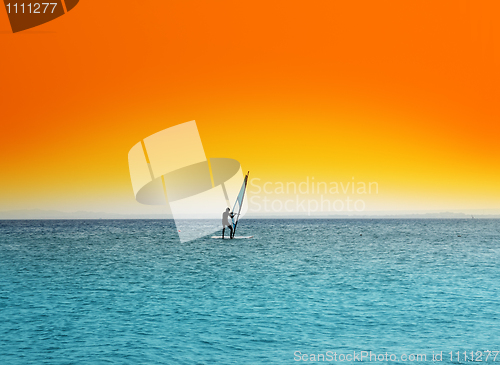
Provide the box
[0,219,499,364]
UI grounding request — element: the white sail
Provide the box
[231,172,249,234]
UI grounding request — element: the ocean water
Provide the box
[0,219,499,364]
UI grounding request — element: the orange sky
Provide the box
[1,0,499,214]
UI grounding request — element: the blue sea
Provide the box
[0,219,499,364]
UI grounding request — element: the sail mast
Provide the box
[232,171,249,236]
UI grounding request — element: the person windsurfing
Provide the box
[222,208,235,239]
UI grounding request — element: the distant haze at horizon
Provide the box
[1,208,500,220]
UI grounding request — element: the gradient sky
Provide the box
[1,0,499,215]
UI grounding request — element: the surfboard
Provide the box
[211,236,253,239]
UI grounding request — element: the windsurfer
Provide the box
[222,208,235,239]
